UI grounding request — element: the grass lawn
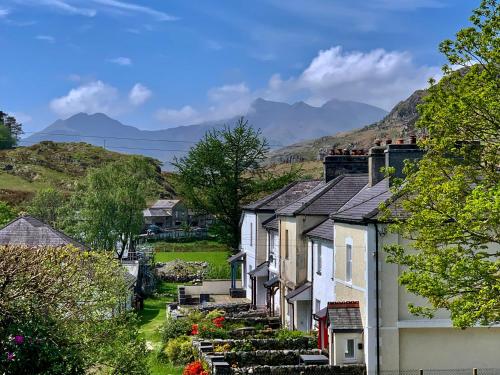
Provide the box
[138,282,184,375]
[155,250,231,279]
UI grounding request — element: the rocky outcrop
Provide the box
[155,259,208,282]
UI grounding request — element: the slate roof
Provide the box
[262,215,279,231]
[227,250,246,263]
[305,219,334,241]
[143,208,172,217]
[243,180,322,211]
[276,174,368,217]
[248,261,268,277]
[327,302,363,332]
[0,216,88,249]
[152,199,180,209]
[285,282,312,301]
[264,275,279,288]
[331,178,392,223]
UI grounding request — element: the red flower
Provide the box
[212,316,225,328]
[183,361,207,375]
[191,324,199,335]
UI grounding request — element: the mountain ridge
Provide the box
[25,97,388,168]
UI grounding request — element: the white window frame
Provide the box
[345,238,353,283]
[345,338,356,360]
[316,243,322,275]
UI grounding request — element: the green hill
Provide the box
[0,141,174,207]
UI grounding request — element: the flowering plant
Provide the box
[182,360,208,375]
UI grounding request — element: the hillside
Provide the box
[0,141,174,206]
[266,89,426,164]
[24,98,387,169]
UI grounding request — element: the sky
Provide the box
[0,0,477,133]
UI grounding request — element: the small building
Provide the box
[143,199,188,229]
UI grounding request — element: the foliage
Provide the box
[0,245,148,373]
[275,329,306,341]
[163,336,195,366]
[0,201,16,226]
[0,111,23,142]
[162,316,192,342]
[384,0,500,328]
[66,156,160,258]
[213,343,231,353]
[27,187,66,227]
[0,125,16,150]
[182,361,208,375]
[172,117,301,249]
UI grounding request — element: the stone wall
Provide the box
[210,337,316,351]
[224,349,322,367]
[231,365,366,375]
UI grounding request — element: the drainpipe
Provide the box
[374,223,381,375]
[311,239,314,333]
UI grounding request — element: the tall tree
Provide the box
[0,111,23,149]
[173,117,300,249]
[69,156,159,259]
[27,187,66,227]
[384,0,499,328]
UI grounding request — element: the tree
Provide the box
[0,245,149,374]
[384,0,499,328]
[70,156,159,259]
[0,111,23,149]
[0,201,16,226]
[173,117,300,249]
[27,187,66,227]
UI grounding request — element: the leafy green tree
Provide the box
[71,156,159,258]
[0,125,16,150]
[0,245,149,374]
[0,201,16,226]
[27,187,66,227]
[0,111,23,148]
[173,117,300,249]
[384,0,499,328]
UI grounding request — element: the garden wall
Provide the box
[210,337,316,350]
[224,349,323,366]
[230,365,366,375]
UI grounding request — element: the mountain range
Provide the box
[24,98,387,168]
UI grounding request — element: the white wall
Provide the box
[241,211,257,296]
[267,230,280,315]
[310,238,335,323]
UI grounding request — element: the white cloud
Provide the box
[155,45,440,127]
[129,83,152,106]
[36,0,96,17]
[35,35,55,43]
[155,106,199,126]
[91,0,177,21]
[107,56,132,66]
[10,112,32,124]
[50,80,151,118]
[0,8,9,17]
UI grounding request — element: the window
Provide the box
[345,339,355,359]
[285,230,289,259]
[250,222,253,246]
[346,243,352,282]
[315,299,321,313]
[316,243,322,275]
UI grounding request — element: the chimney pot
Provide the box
[396,138,405,145]
[385,138,392,145]
[343,149,350,155]
[410,135,417,144]
[374,139,381,146]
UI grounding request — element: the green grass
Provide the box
[138,281,184,375]
[153,240,229,253]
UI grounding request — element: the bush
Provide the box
[162,316,191,342]
[163,336,195,366]
[182,360,208,375]
[275,329,306,341]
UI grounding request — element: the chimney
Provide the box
[368,140,386,187]
[385,137,424,184]
[323,149,368,182]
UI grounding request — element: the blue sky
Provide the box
[0,0,475,133]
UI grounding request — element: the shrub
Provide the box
[213,343,231,353]
[275,329,306,340]
[205,309,225,321]
[163,336,195,366]
[162,316,191,342]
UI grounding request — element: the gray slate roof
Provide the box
[0,216,88,249]
[243,180,322,211]
[331,178,392,222]
[143,207,172,217]
[328,304,363,332]
[285,282,312,301]
[305,219,334,241]
[152,199,180,209]
[262,215,279,231]
[277,174,368,216]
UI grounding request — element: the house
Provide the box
[230,180,322,301]
[143,199,188,229]
[276,169,368,332]
[327,138,500,373]
[0,215,139,311]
